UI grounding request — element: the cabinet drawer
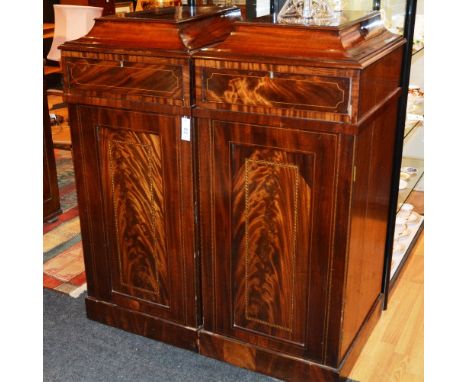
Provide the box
[64,57,186,107]
[196,63,354,121]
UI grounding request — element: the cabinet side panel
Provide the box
[340,101,398,358]
[358,47,403,119]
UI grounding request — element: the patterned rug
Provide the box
[43,149,87,298]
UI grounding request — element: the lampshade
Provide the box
[47,5,103,62]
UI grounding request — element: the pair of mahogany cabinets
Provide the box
[61,6,404,381]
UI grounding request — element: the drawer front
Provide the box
[63,54,188,108]
[196,61,356,122]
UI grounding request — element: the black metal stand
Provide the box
[381,0,418,310]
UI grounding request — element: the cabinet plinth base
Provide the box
[85,297,199,352]
[199,294,383,382]
[199,331,340,381]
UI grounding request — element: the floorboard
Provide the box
[349,232,424,382]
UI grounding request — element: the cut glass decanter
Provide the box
[277,0,337,25]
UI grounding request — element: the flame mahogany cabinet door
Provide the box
[68,105,199,349]
[196,118,348,361]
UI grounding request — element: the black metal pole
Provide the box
[381,0,418,309]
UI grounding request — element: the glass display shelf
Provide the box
[404,119,421,138]
[412,46,424,56]
[397,156,424,211]
[390,211,423,280]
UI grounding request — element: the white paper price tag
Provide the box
[181,117,191,141]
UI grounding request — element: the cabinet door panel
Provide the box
[231,145,313,344]
[200,120,339,361]
[100,127,170,307]
[73,106,195,325]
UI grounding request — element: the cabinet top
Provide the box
[195,11,405,69]
[112,5,237,24]
[60,6,241,56]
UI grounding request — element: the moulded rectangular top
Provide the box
[60,6,242,55]
[195,10,406,69]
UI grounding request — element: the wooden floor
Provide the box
[349,232,424,382]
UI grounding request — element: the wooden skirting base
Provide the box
[85,294,383,381]
[199,330,341,381]
[85,297,199,352]
[199,294,383,382]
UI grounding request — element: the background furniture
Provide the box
[115,1,134,15]
[60,0,115,16]
[43,83,62,222]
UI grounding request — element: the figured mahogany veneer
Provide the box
[62,7,405,381]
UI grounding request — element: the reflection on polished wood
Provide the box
[349,233,424,382]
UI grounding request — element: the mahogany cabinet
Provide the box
[60,6,241,351]
[61,7,405,381]
[193,11,405,380]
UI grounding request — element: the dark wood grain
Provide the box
[339,99,398,359]
[62,54,189,111]
[198,118,341,362]
[195,60,358,123]
[203,68,351,114]
[233,148,312,340]
[67,59,183,99]
[199,330,342,382]
[61,6,241,53]
[101,127,169,306]
[86,297,199,351]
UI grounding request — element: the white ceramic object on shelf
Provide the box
[393,241,406,255]
[407,113,424,122]
[400,203,414,218]
[395,216,407,234]
[401,166,418,176]
[400,172,410,181]
[399,179,408,190]
[397,228,411,240]
[407,212,421,224]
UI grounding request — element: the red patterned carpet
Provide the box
[43,149,87,297]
